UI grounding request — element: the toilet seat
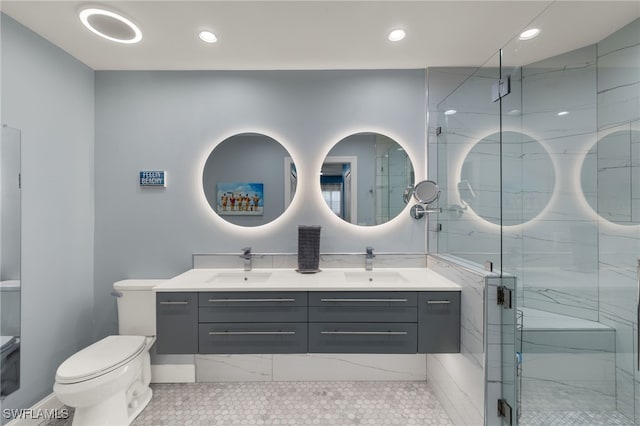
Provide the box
[56,335,146,384]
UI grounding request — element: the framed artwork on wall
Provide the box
[216,182,264,215]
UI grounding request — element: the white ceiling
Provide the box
[2,1,639,71]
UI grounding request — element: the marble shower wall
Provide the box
[517,44,600,321]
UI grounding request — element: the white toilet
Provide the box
[54,280,162,426]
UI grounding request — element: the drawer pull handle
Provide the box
[319,298,408,303]
[208,331,296,335]
[208,298,296,303]
[320,331,408,335]
[427,300,451,304]
[159,301,189,305]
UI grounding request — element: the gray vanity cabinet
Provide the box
[308,291,418,353]
[198,291,308,354]
[155,289,461,355]
[417,291,460,353]
[156,292,198,354]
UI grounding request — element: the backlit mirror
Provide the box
[581,126,640,225]
[1,125,21,398]
[321,132,414,226]
[460,131,554,225]
[202,133,296,227]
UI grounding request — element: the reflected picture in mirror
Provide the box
[581,126,640,225]
[459,131,554,225]
[202,133,296,227]
[1,125,21,398]
[320,132,414,226]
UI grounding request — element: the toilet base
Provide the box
[71,386,152,426]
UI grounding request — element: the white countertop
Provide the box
[153,268,461,292]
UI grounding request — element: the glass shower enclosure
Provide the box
[431,5,640,425]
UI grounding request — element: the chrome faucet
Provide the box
[365,246,375,271]
[241,247,252,271]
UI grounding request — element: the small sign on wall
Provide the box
[139,171,166,187]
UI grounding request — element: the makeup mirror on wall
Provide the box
[202,133,296,227]
[460,131,554,225]
[581,125,640,225]
[1,125,21,398]
[320,132,414,226]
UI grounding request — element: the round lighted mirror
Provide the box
[321,132,414,226]
[413,180,440,204]
[202,133,296,226]
[460,131,554,225]
[581,128,640,225]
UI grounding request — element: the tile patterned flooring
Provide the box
[44,382,454,426]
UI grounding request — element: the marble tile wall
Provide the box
[426,255,492,425]
[195,354,427,382]
[192,253,427,270]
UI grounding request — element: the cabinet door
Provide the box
[417,292,460,353]
[308,323,417,354]
[156,292,198,354]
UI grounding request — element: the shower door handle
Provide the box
[637,258,640,370]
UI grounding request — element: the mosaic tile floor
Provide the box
[519,410,636,426]
[43,381,453,426]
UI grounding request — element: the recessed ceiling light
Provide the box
[388,29,406,42]
[444,109,456,115]
[519,28,540,41]
[557,111,569,116]
[199,31,218,43]
[79,8,142,44]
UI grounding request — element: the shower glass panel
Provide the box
[499,6,640,425]
[435,53,502,270]
[435,51,519,425]
[432,4,640,425]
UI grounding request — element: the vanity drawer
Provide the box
[308,291,417,307]
[156,292,198,354]
[308,323,417,354]
[308,306,416,323]
[199,292,307,323]
[418,291,461,353]
[199,291,307,323]
[199,292,307,307]
[198,323,308,354]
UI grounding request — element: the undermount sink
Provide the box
[206,272,272,283]
[343,271,408,283]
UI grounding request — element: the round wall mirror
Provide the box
[581,128,640,225]
[202,133,296,226]
[320,132,414,226]
[460,131,554,225]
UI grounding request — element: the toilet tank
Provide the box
[113,280,164,336]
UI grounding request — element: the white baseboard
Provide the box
[151,364,196,383]
[4,393,66,426]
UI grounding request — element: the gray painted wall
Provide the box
[94,69,427,338]
[0,14,95,416]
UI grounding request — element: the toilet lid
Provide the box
[56,335,146,384]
